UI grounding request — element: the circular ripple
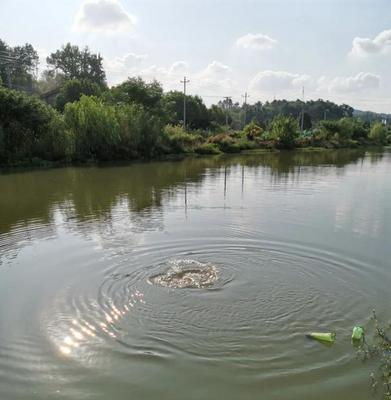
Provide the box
[43,236,388,376]
[148,259,219,289]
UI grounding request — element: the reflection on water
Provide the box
[57,289,145,357]
[0,148,390,400]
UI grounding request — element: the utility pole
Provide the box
[242,92,250,128]
[300,86,305,133]
[180,76,190,130]
[223,96,232,127]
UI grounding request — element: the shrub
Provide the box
[194,142,221,155]
[162,124,202,153]
[64,96,120,160]
[56,79,103,112]
[243,121,263,140]
[207,134,241,153]
[269,115,299,148]
[369,122,387,145]
[64,95,164,160]
[0,87,71,164]
[319,118,368,141]
[117,104,163,158]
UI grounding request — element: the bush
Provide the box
[0,87,71,164]
[64,96,120,160]
[318,118,368,141]
[207,134,241,153]
[117,104,163,158]
[269,115,299,148]
[369,122,387,145]
[64,95,164,160]
[162,124,202,153]
[56,79,103,112]
[243,121,263,140]
[194,142,221,155]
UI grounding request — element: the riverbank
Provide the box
[1,143,388,173]
[1,87,390,170]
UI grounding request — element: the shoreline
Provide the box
[1,144,388,174]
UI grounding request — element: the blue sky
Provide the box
[0,0,390,112]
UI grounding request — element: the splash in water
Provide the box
[149,259,218,289]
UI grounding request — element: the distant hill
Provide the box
[353,109,391,123]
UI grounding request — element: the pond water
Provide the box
[0,149,390,400]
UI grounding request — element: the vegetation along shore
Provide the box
[1,39,390,168]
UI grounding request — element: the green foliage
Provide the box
[208,134,241,153]
[163,91,211,129]
[269,115,299,148]
[116,104,163,158]
[194,142,221,155]
[356,311,391,400]
[64,96,119,160]
[242,99,354,127]
[64,95,163,161]
[369,122,388,145]
[299,112,312,131]
[162,124,202,153]
[109,77,164,116]
[46,43,106,86]
[0,87,70,164]
[0,38,39,91]
[208,104,226,128]
[243,121,263,140]
[56,79,103,111]
[319,118,368,141]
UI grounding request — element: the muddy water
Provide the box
[0,149,390,400]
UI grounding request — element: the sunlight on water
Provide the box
[0,149,390,400]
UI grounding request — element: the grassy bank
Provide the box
[1,86,390,169]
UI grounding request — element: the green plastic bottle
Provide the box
[352,326,364,341]
[307,332,336,343]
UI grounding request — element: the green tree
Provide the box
[109,77,164,115]
[56,79,103,111]
[0,39,39,91]
[243,121,263,140]
[270,115,299,148]
[369,122,387,144]
[164,91,210,129]
[0,87,70,164]
[46,43,106,86]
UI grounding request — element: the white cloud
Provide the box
[350,29,391,56]
[105,52,147,72]
[169,61,189,74]
[236,33,277,50]
[74,0,136,33]
[318,72,380,93]
[199,61,230,78]
[250,70,312,92]
[104,52,147,83]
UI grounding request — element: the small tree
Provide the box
[47,43,106,86]
[369,122,387,144]
[243,121,263,140]
[56,79,102,111]
[270,115,299,148]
